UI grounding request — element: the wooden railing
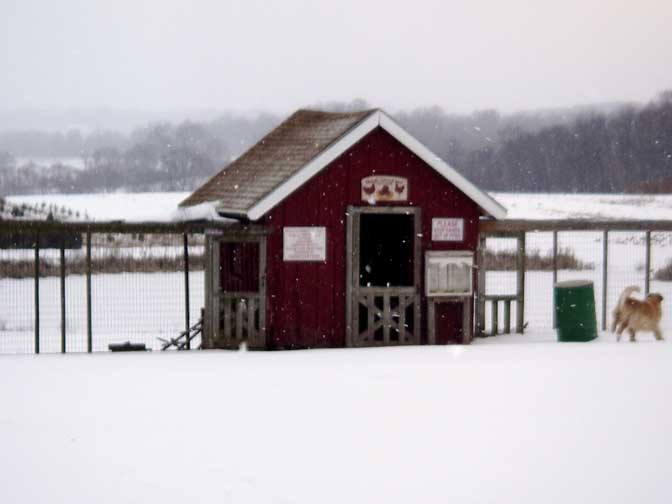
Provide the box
[484,295,518,335]
[218,292,261,347]
[353,287,420,346]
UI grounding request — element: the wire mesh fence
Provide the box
[481,226,672,336]
[3,221,672,352]
[0,223,208,354]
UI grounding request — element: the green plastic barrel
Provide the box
[554,280,598,342]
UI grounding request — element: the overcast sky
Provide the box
[2,0,672,116]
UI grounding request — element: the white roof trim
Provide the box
[246,110,507,221]
[246,112,380,221]
[378,112,507,219]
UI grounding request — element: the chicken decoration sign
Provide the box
[361,176,408,203]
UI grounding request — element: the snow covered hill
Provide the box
[0,196,86,221]
[7,192,672,222]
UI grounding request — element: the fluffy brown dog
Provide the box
[611,286,664,342]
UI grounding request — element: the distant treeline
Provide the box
[1,91,671,194]
[0,114,278,193]
[456,91,672,193]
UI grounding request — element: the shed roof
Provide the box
[180,109,507,220]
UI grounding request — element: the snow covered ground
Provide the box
[2,191,671,502]
[0,341,670,504]
[6,191,191,222]
[491,192,672,220]
[8,191,672,222]
[7,192,190,222]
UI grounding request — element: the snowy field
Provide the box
[0,342,670,504]
[9,191,672,222]
[6,191,192,222]
[491,192,672,221]
[0,271,204,353]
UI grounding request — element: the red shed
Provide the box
[180,109,506,349]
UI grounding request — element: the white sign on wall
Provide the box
[425,251,474,296]
[431,218,464,242]
[361,176,408,203]
[283,227,327,262]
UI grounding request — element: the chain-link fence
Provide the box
[0,221,216,354]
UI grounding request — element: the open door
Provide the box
[346,206,421,346]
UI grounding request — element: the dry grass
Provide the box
[654,260,672,281]
[2,245,591,278]
[0,253,205,279]
[483,247,593,271]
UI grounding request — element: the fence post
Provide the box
[491,300,499,335]
[86,232,92,353]
[516,232,525,333]
[476,233,487,336]
[601,230,609,331]
[183,233,191,349]
[34,232,40,354]
[60,243,66,353]
[552,230,558,328]
[644,230,651,295]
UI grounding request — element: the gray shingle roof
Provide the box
[180,109,375,213]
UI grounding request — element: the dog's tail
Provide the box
[617,286,640,309]
[612,286,640,334]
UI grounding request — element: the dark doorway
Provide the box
[359,213,414,287]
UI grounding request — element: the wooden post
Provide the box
[223,297,232,344]
[86,232,92,353]
[351,208,362,346]
[183,233,191,350]
[552,231,558,329]
[203,236,212,347]
[257,235,267,349]
[60,244,66,353]
[235,299,244,341]
[212,238,221,345]
[413,209,422,345]
[476,233,487,336]
[504,300,511,334]
[345,207,354,347]
[247,297,256,343]
[644,230,651,295]
[462,297,472,344]
[367,295,375,337]
[492,300,499,335]
[34,232,40,354]
[602,230,608,331]
[516,233,525,333]
[427,300,435,344]
[399,295,407,343]
[383,293,391,344]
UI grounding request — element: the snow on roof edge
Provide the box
[171,201,239,224]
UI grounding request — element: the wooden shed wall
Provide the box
[262,127,483,349]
